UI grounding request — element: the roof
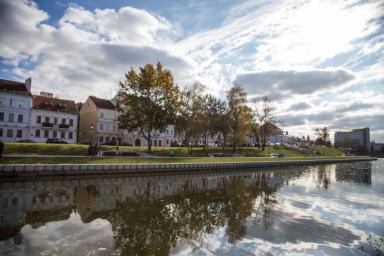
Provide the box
[32,95,78,114]
[0,79,31,96]
[76,102,84,111]
[89,96,115,110]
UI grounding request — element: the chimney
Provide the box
[25,77,32,92]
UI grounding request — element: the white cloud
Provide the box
[234,69,354,99]
[0,0,197,101]
[0,0,51,61]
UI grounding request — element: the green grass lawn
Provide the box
[3,142,307,157]
[0,156,359,165]
[309,146,345,157]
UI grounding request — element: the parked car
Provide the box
[171,141,182,147]
[271,153,285,158]
[16,139,35,143]
[46,139,68,144]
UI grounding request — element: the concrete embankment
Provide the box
[0,157,376,177]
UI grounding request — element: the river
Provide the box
[0,159,383,255]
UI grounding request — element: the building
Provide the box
[79,96,177,146]
[79,96,122,145]
[371,142,384,153]
[334,128,370,153]
[0,78,32,142]
[125,124,176,147]
[30,92,78,143]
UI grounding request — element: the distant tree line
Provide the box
[117,62,282,153]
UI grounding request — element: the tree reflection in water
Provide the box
[112,172,288,255]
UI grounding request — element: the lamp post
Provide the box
[89,124,94,145]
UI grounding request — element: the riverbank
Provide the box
[0,156,376,177]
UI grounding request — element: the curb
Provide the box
[0,157,377,177]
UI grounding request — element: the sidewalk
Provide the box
[3,154,89,158]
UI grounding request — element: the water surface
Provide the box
[0,160,383,255]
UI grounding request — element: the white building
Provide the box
[126,124,176,147]
[30,93,78,143]
[268,134,300,145]
[334,127,370,153]
[0,78,32,142]
[371,142,384,153]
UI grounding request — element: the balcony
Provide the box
[42,122,53,128]
[59,124,70,129]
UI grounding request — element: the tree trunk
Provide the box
[147,132,152,153]
[232,134,236,153]
[222,134,226,152]
[203,131,207,153]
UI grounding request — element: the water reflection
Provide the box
[0,161,382,256]
[335,161,372,185]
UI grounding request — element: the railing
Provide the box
[59,124,70,129]
[42,122,53,127]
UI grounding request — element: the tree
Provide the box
[338,137,352,148]
[227,86,253,153]
[117,62,180,153]
[255,97,280,151]
[200,94,228,152]
[315,127,330,146]
[176,83,205,154]
[249,121,261,147]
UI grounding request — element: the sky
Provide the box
[0,0,383,141]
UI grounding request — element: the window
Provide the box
[9,99,13,107]
[0,97,5,106]
[54,117,58,125]
[8,113,14,122]
[18,100,24,108]
[0,128,3,137]
[99,124,103,130]
[45,116,50,123]
[7,129,13,138]
[37,115,41,124]
[100,112,104,118]
[18,114,23,123]
[62,118,66,124]
[35,129,40,137]
[166,139,169,145]
[69,119,74,126]
[53,130,57,138]
[99,136,104,143]
[0,112,3,121]
[12,198,18,206]
[159,140,162,146]
[69,132,73,139]
[44,130,49,138]
[16,130,22,138]
[2,198,8,208]
[61,131,65,139]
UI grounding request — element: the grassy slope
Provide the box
[0,156,357,165]
[3,142,307,157]
[309,146,345,157]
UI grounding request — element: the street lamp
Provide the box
[89,124,94,145]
